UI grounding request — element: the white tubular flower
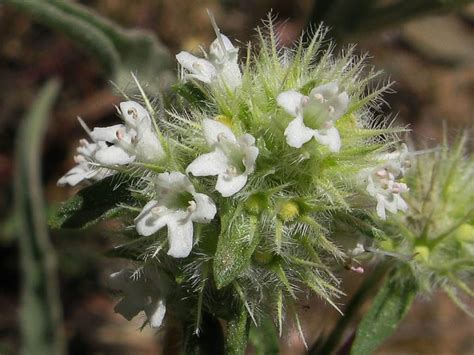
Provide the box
[90,101,165,165]
[135,172,217,258]
[277,82,349,152]
[57,139,112,186]
[176,33,242,90]
[109,268,167,328]
[186,119,259,197]
[367,167,409,220]
[118,101,165,163]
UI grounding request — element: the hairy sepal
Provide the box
[213,206,260,289]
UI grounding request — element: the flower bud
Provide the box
[454,224,474,243]
[244,193,269,215]
[414,245,430,262]
[278,200,300,222]
[252,249,274,265]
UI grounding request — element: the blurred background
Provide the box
[0,0,473,354]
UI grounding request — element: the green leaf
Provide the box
[350,275,416,355]
[49,175,135,229]
[15,80,65,355]
[213,208,260,289]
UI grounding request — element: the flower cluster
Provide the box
[375,138,474,312]
[366,145,410,220]
[58,22,411,339]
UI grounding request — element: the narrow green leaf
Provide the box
[213,209,260,289]
[49,175,136,229]
[14,80,66,355]
[351,276,416,355]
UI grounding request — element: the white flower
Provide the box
[108,268,167,328]
[186,119,259,197]
[380,143,411,176]
[176,33,242,90]
[57,139,112,186]
[91,101,165,165]
[367,167,409,220]
[58,101,165,186]
[135,172,217,258]
[277,82,349,152]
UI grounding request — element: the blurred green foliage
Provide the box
[14,80,65,355]
[3,0,174,93]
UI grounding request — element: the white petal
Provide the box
[314,127,341,152]
[310,82,339,97]
[77,142,98,157]
[167,213,194,258]
[134,130,165,162]
[243,146,259,174]
[209,34,238,63]
[216,173,247,197]
[202,119,236,145]
[57,165,88,186]
[366,175,377,197]
[156,172,194,194]
[146,300,166,328]
[176,52,216,83]
[239,134,255,147]
[186,150,229,177]
[94,145,135,165]
[394,194,408,212]
[135,201,172,236]
[284,116,315,148]
[191,193,217,223]
[90,124,124,142]
[218,61,242,90]
[119,101,151,128]
[375,194,387,220]
[384,197,398,214]
[277,90,304,117]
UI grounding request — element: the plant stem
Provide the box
[309,262,391,355]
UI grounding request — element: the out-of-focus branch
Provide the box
[3,0,174,92]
